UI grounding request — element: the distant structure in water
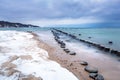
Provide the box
[108,41,113,44]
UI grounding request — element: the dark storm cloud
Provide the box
[0,0,120,22]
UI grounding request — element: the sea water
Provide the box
[0,27,49,32]
[0,27,120,80]
[51,29,120,80]
[59,28,120,51]
[0,27,120,51]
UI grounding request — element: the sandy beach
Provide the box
[0,0,120,79]
[0,31,78,80]
[36,30,120,80]
[35,32,91,80]
[0,30,120,80]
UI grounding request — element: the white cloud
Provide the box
[24,17,103,26]
[0,0,120,26]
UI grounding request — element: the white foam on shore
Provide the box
[0,31,78,80]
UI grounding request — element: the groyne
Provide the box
[51,29,106,80]
[51,28,120,57]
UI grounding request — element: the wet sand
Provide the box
[35,31,120,80]
[34,31,92,80]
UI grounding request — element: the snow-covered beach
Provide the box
[0,0,120,79]
[0,29,120,80]
[0,31,78,80]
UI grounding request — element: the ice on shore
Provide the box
[0,31,78,80]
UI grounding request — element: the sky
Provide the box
[0,0,120,26]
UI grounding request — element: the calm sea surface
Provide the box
[1,27,120,80]
[59,28,120,51]
[0,27,120,51]
[0,27,49,31]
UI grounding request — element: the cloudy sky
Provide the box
[0,0,120,26]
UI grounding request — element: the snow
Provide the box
[0,31,78,80]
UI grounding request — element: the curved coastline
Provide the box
[34,29,120,80]
[0,30,79,80]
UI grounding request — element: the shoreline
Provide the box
[0,31,78,80]
[36,30,120,80]
[0,30,119,80]
[35,31,95,80]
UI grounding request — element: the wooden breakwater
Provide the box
[52,28,120,57]
[51,29,106,80]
